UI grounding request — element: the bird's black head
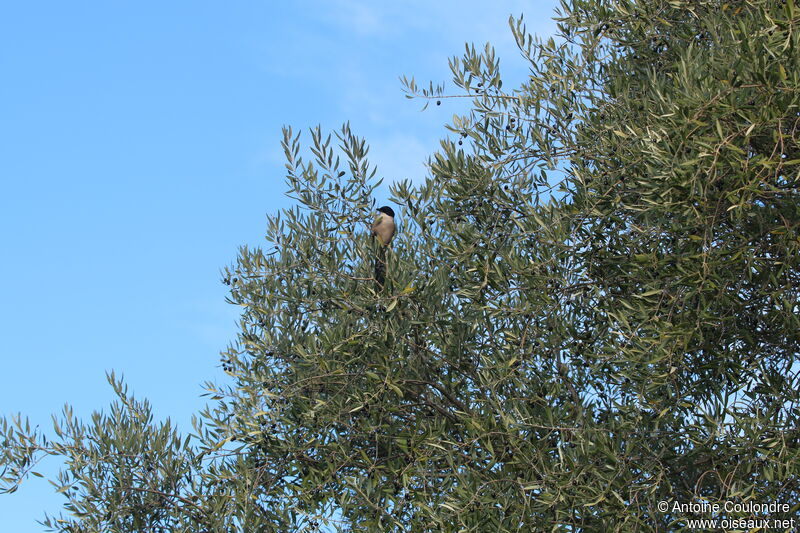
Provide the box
[377,206,395,218]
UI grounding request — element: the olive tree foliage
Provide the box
[0,374,241,532]
[208,0,800,529]
[2,0,799,530]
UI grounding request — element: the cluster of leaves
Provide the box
[0,374,241,532]
[2,0,799,531]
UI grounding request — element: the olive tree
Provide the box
[3,0,799,530]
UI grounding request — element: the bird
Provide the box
[371,206,395,287]
[371,206,396,245]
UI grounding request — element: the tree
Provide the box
[3,0,799,530]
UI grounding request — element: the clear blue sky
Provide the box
[0,2,557,530]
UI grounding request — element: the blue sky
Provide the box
[0,1,558,530]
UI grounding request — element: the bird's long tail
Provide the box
[374,245,387,289]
